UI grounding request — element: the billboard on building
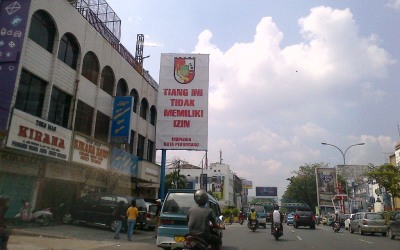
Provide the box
[211,175,224,200]
[110,96,133,144]
[110,147,138,176]
[6,109,72,161]
[0,0,32,133]
[156,53,209,150]
[316,167,337,206]
[242,180,253,189]
[256,187,277,197]
[72,133,110,169]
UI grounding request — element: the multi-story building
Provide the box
[0,0,160,217]
[166,162,247,209]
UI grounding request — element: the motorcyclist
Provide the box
[239,211,243,224]
[187,189,223,250]
[332,210,340,229]
[271,204,284,234]
[248,206,258,228]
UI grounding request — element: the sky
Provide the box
[106,0,400,198]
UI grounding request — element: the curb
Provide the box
[10,228,70,239]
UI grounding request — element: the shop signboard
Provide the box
[6,109,72,161]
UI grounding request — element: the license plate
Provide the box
[174,236,185,243]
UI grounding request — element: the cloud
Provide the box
[165,6,396,196]
[387,0,400,11]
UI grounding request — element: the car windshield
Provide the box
[162,193,196,215]
[365,213,384,220]
[256,212,266,217]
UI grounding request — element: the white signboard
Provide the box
[156,53,209,150]
[72,133,110,169]
[6,109,72,161]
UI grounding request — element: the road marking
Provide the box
[359,239,373,244]
[297,236,302,241]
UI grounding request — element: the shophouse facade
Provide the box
[0,0,160,217]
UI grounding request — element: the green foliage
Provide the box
[164,171,187,194]
[367,163,400,201]
[222,207,239,217]
[283,163,328,212]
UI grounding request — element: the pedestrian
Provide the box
[113,201,125,239]
[0,196,10,250]
[154,199,162,238]
[126,200,138,241]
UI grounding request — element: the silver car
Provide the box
[349,212,387,236]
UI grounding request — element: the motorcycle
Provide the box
[248,219,257,232]
[13,199,53,226]
[272,222,283,240]
[333,221,340,233]
[239,218,244,225]
[183,222,223,250]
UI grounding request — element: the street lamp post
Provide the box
[321,142,365,213]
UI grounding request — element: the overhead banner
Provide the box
[316,167,337,206]
[156,53,209,150]
[110,96,133,144]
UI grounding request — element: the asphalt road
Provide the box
[7,221,400,249]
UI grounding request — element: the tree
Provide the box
[283,163,328,211]
[164,171,187,193]
[367,163,400,210]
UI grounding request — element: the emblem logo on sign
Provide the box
[174,57,195,84]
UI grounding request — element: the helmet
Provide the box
[274,204,279,210]
[250,206,255,212]
[194,189,209,205]
[335,210,339,215]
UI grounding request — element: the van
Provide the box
[156,189,223,250]
[61,194,147,231]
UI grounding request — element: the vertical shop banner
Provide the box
[156,53,209,150]
[201,173,208,191]
[110,96,133,144]
[316,168,337,206]
[0,0,32,133]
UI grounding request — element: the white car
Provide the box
[345,213,355,230]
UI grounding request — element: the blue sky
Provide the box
[107,0,400,197]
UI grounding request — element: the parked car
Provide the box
[387,211,400,239]
[345,214,355,230]
[145,204,158,230]
[61,194,147,231]
[339,214,350,228]
[286,213,294,225]
[156,189,224,250]
[256,211,267,228]
[349,212,387,236]
[293,208,315,229]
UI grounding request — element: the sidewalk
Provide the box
[6,224,159,250]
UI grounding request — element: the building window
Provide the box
[74,100,93,136]
[15,70,47,117]
[95,111,110,142]
[137,134,145,159]
[81,52,99,84]
[150,106,157,125]
[147,140,154,162]
[100,66,114,96]
[130,89,139,113]
[58,33,79,70]
[128,130,135,154]
[48,87,72,128]
[28,10,56,53]
[116,79,128,96]
[140,98,148,120]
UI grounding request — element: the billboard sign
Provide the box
[6,109,72,161]
[316,167,337,206]
[72,133,110,169]
[256,187,278,197]
[110,147,138,176]
[156,53,209,150]
[110,96,133,144]
[0,0,32,133]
